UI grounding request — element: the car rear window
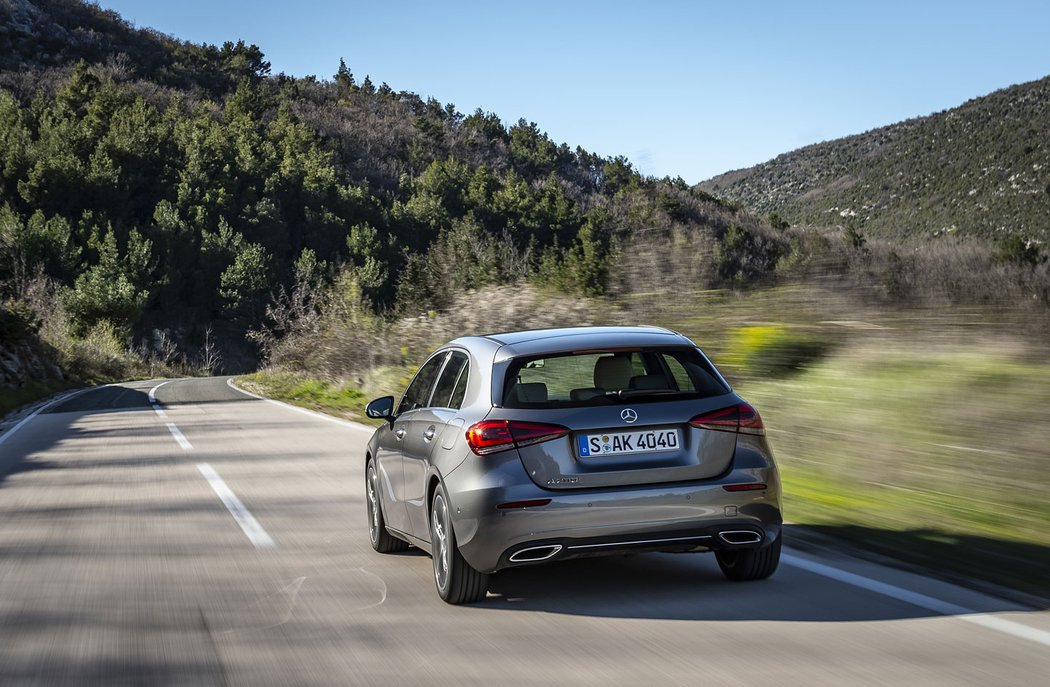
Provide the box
[502,348,729,408]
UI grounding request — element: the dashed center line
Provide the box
[149,381,192,450]
[197,463,275,549]
[166,422,193,450]
[152,380,273,548]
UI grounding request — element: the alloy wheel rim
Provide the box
[367,468,380,544]
[432,494,449,590]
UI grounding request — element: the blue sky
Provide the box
[98,1,1050,183]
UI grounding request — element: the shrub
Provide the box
[725,325,833,378]
[715,224,785,285]
[0,299,40,341]
[993,234,1046,267]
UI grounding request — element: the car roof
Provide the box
[482,325,678,346]
[446,326,695,361]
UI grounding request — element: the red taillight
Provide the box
[465,420,570,456]
[465,420,514,455]
[689,403,765,436]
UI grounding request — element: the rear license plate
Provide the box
[577,429,680,457]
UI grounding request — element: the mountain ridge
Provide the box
[699,76,1050,242]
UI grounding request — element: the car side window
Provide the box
[431,351,469,410]
[662,355,692,391]
[397,353,448,415]
[448,360,469,410]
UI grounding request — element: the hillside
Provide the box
[700,76,1050,242]
[1,0,266,94]
[0,0,761,376]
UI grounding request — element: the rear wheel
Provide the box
[430,483,489,604]
[366,460,408,553]
[716,533,781,581]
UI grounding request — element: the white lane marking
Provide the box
[196,463,275,549]
[149,381,191,450]
[226,377,374,433]
[166,422,193,450]
[783,553,1050,648]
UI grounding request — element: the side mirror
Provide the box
[366,396,395,423]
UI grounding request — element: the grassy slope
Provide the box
[238,368,408,427]
[738,342,1050,597]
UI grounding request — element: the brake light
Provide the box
[465,420,570,455]
[689,403,765,436]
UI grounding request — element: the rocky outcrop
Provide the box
[0,338,62,389]
[0,302,63,389]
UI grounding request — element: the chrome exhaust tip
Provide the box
[509,544,563,563]
[718,530,762,545]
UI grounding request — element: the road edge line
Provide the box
[225,377,374,433]
[782,552,1050,648]
[0,384,109,446]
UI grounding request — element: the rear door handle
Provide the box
[422,426,436,442]
[394,428,406,440]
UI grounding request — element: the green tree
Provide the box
[65,228,149,335]
[345,222,388,301]
[462,110,507,143]
[716,224,784,285]
[509,119,557,177]
[334,58,355,90]
[844,222,867,250]
[601,156,638,194]
[219,41,271,81]
[563,211,610,296]
[0,91,31,196]
[0,207,81,284]
[993,234,1046,267]
[219,242,273,325]
[768,213,790,230]
[394,253,433,313]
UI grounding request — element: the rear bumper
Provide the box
[444,460,782,573]
[497,522,780,569]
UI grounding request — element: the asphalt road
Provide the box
[0,377,1047,686]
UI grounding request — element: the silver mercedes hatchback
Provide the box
[364,326,783,604]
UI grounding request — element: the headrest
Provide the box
[513,382,548,403]
[570,387,605,401]
[629,374,670,390]
[593,355,634,391]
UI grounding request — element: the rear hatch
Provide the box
[493,347,746,490]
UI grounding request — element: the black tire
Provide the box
[366,460,408,553]
[716,533,782,581]
[430,482,489,604]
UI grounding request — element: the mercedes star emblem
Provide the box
[621,408,638,424]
